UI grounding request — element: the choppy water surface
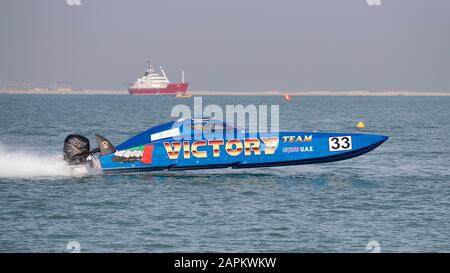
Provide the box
[0,94,449,252]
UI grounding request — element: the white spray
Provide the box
[0,144,91,179]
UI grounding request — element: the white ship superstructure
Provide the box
[128,62,189,95]
[131,62,170,89]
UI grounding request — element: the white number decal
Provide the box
[328,136,352,151]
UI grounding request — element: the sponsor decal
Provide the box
[112,145,154,163]
[192,140,207,158]
[282,135,313,143]
[225,139,242,157]
[141,145,154,164]
[100,141,110,150]
[151,128,180,142]
[209,140,224,157]
[282,146,314,153]
[164,137,279,160]
[163,142,182,160]
[67,138,87,148]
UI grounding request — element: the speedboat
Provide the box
[63,117,388,174]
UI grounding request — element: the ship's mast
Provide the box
[160,66,169,82]
[182,70,185,83]
[144,61,151,76]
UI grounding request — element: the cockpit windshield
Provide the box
[190,122,236,134]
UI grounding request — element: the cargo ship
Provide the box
[128,62,189,95]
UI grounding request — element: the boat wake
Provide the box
[0,144,92,179]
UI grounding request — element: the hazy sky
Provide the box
[1,0,449,91]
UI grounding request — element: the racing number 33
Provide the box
[328,136,352,151]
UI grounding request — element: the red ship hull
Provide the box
[128,83,189,95]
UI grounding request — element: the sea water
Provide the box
[0,94,449,252]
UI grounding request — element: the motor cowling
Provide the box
[63,134,90,165]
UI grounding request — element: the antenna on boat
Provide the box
[147,61,151,69]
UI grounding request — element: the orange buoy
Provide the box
[356,121,366,129]
[283,92,292,102]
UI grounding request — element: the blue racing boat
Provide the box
[63,117,388,174]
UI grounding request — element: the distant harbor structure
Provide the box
[3,82,73,92]
[53,83,73,92]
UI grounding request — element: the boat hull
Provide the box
[128,83,189,95]
[98,132,388,174]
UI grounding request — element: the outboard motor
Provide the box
[63,134,91,165]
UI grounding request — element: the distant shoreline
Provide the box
[1,89,450,96]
